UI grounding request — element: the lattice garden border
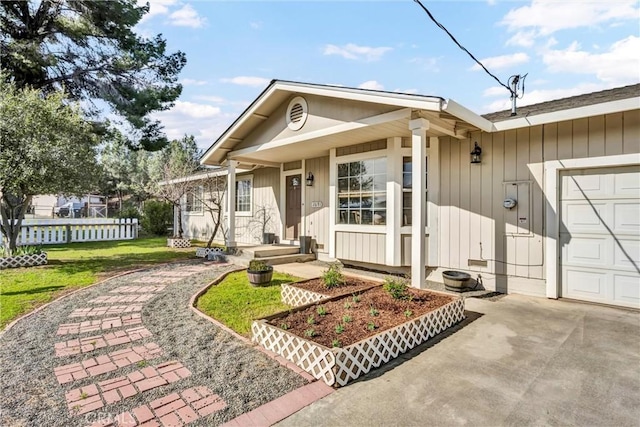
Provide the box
[195,247,224,258]
[281,282,327,307]
[0,252,48,269]
[252,295,465,387]
[167,238,191,248]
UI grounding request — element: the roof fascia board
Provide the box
[441,99,494,132]
[158,168,244,186]
[492,97,640,132]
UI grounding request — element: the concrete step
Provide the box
[260,253,316,265]
[242,245,301,258]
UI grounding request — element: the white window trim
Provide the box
[235,175,253,217]
[184,186,204,216]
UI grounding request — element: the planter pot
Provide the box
[247,267,274,286]
[442,270,472,291]
[0,252,48,269]
[167,238,191,248]
[299,236,312,254]
[252,295,465,387]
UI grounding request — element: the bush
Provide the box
[383,276,410,300]
[141,200,173,236]
[322,263,345,289]
[115,204,141,220]
[248,259,272,272]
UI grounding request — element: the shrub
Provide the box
[13,245,43,256]
[316,305,327,316]
[248,259,271,272]
[141,200,173,236]
[115,204,141,220]
[383,276,410,300]
[322,263,345,289]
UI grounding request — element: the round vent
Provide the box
[286,96,308,131]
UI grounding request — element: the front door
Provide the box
[285,174,302,240]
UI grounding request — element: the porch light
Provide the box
[306,172,314,186]
[470,142,482,164]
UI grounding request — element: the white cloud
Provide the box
[500,0,639,38]
[543,36,640,84]
[193,95,226,103]
[505,30,536,48]
[180,78,207,86]
[470,53,529,71]
[408,56,441,72]
[169,4,206,28]
[220,76,270,87]
[323,43,392,62]
[358,80,385,90]
[250,21,263,30]
[137,0,177,22]
[483,86,510,97]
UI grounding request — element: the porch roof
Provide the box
[200,80,493,167]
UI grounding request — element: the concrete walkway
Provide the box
[277,294,640,427]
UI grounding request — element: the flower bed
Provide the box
[252,286,465,387]
[0,252,48,269]
[281,277,379,307]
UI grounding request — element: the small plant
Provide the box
[383,276,410,300]
[369,306,379,317]
[342,315,352,323]
[307,315,315,325]
[335,324,345,334]
[344,302,352,309]
[316,305,327,316]
[322,263,345,289]
[367,322,376,331]
[280,323,289,330]
[352,294,360,303]
[332,339,342,348]
[304,328,316,338]
[248,259,272,272]
[80,391,88,400]
[13,245,43,256]
[137,360,148,368]
[404,309,413,318]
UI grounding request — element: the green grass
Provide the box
[196,270,300,336]
[0,237,195,329]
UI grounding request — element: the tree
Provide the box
[1,0,186,150]
[194,174,227,248]
[0,80,99,252]
[149,135,200,238]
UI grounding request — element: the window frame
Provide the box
[235,175,253,217]
[400,152,428,228]
[185,186,204,215]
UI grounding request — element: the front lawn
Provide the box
[0,238,195,329]
[196,270,301,336]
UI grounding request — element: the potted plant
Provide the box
[247,259,274,286]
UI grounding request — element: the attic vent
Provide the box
[286,96,308,131]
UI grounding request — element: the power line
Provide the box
[413,0,515,96]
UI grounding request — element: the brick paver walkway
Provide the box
[57,314,143,336]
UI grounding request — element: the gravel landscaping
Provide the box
[0,260,308,427]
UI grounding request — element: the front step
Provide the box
[242,245,301,258]
[259,253,316,265]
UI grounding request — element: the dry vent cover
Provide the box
[286,96,308,131]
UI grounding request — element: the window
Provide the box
[235,177,252,213]
[337,158,386,225]
[402,157,428,226]
[186,186,203,213]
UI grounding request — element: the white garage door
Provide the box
[560,165,640,308]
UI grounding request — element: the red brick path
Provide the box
[88,295,156,304]
[55,327,152,357]
[57,314,143,336]
[110,286,167,294]
[69,305,143,318]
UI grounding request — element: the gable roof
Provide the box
[483,84,640,123]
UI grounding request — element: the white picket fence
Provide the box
[15,218,138,245]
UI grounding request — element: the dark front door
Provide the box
[285,174,302,240]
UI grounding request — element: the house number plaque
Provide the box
[311,201,323,208]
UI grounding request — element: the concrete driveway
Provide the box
[277,294,640,427]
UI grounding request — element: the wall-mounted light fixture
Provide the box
[306,172,314,186]
[470,142,482,164]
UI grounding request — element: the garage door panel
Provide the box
[562,173,606,200]
[561,201,608,233]
[613,275,640,306]
[562,235,608,267]
[564,269,607,301]
[614,203,640,234]
[613,239,640,270]
[613,167,640,196]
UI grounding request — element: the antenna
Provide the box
[509,73,528,116]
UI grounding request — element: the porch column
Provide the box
[409,118,429,288]
[427,136,440,267]
[226,159,237,248]
[386,137,402,266]
[328,148,337,259]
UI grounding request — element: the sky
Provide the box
[134,0,640,150]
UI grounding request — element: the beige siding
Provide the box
[305,156,330,253]
[336,232,386,264]
[439,111,640,294]
[236,95,398,151]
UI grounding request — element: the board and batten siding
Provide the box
[438,110,640,296]
[336,232,386,264]
[304,156,330,254]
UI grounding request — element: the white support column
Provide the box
[328,148,337,259]
[301,159,307,238]
[226,159,237,248]
[427,136,440,267]
[409,118,429,288]
[386,137,402,266]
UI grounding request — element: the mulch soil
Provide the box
[269,286,455,348]
[291,277,379,296]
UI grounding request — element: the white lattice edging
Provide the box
[252,296,465,387]
[195,247,223,258]
[0,252,48,269]
[281,283,327,306]
[167,238,191,248]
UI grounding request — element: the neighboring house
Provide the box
[29,194,108,218]
[183,80,639,309]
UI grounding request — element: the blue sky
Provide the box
[135,0,640,149]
